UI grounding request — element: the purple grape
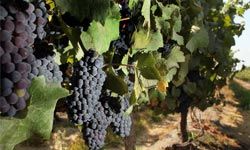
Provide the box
[16,79,28,89]
[18,32,28,41]
[3,62,15,73]
[12,53,22,64]
[14,36,26,48]
[11,71,22,83]
[8,5,18,14]
[4,41,15,53]
[0,102,10,113]
[29,22,36,32]
[17,62,28,73]
[26,53,35,63]
[0,30,12,41]
[19,48,29,59]
[15,98,26,110]
[26,3,35,14]
[36,26,46,39]
[0,46,4,57]
[6,106,17,117]
[2,88,12,97]
[15,12,26,23]
[0,5,8,20]
[7,93,18,104]
[1,53,11,64]
[2,78,14,89]
[36,17,46,26]
[35,8,43,17]
[4,19,15,32]
[29,13,36,22]
[15,22,26,33]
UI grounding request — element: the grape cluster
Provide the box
[0,1,38,116]
[0,0,58,117]
[67,50,106,125]
[112,67,134,137]
[158,43,172,57]
[32,0,48,40]
[110,97,132,137]
[111,1,135,65]
[28,55,63,83]
[83,103,112,150]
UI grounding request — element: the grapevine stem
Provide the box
[103,63,136,68]
[121,17,130,21]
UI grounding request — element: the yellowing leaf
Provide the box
[157,80,168,92]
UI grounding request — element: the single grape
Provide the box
[0,5,8,20]
[12,53,23,64]
[2,88,12,97]
[15,98,26,110]
[4,41,15,53]
[26,3,35,14]
[17,62,28,73]
[6,106,17,117]
[11,71,22,83]
[14,36,26,48]
[0,30,12,41]
[2,78,14,89]
[19,48,29,59]
[4,18,15,32]
[16,79,28,89]
[35,8,43,17]
[7,93,19,104]
[3,62,15,73]
[15,12,26,23]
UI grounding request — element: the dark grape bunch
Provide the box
[28,55,63,83]
[0,1,38,116]
[99,72,134,138]
[83,102,112,150]
[66,50,106,125]
[109,76,133,137]
[32,0,48,40]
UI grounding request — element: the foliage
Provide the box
[0,77,69,150]
[230,81,250,110]
[235,67,250,82]
[1,0,249,149]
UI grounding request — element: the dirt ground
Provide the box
[15,79,250,150]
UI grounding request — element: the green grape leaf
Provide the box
[81,18,119,54]
[183,82,197,95]
[129,0,139,9]
[172,55,190,86]
[131,29,163,54]
[172,30,184,45]
[0,77,69,150]
[165,68,177,82]
[186,26,209,53]
[137,53,162,80]
[104,68,128,95]
[125,105,133,115]
[165,46,185,69]
[121,54,129,76]
[54,0,119,22]
[141,0,151,35]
